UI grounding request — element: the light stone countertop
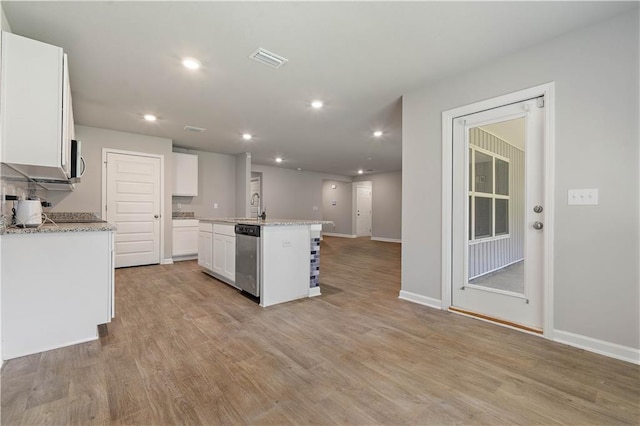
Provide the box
[3,222,116,235]
[198,218,333,227]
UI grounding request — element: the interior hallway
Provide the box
[1,237,638,424]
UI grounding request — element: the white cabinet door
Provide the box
[198,231,212,270]
[172,152,198,196]
[1,31,65,178]
[172,220,199,257]
[212,233,225,276]
[223,235,236,282]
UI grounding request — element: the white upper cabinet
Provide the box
[0,31,74,180]
[172,152,198,196]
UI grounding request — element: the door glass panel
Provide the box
[474,151,493,193]
[495,199,508,235]
[474,197,492,238]
[467,118,525,295]
[495,159,509,195]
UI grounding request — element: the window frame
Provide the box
[468,144,511,244]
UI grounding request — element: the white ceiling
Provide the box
[2,1,634,176]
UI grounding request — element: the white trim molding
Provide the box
[309,287,321,297]
[398,291,441,310]
[441,82,556,340]
[161,258,174,265]
[554,330,640,365]
[322,232,357,239]
[371,237,401,243]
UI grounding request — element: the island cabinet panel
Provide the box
[1,231,114,360]
[260,225,310,307]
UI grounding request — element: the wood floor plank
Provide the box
[1,236,638,425]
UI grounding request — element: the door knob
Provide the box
[154,214,159,219]
[533,221,543,230]
[533,205,543,213]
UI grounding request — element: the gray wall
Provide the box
[47,125,174,261]
[322,180,353,235]
[355,171,402,240]
[172,148,236,218]
[1,1,11,32]
[402,11,639,348]
[251,164,350,231]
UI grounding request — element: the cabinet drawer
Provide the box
[213,223,235,237]
[173,219,199,228]
[199,222,213,233]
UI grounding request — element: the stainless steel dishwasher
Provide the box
[235,224,261,297]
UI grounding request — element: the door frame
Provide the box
[101,148,166,266]
[441,83,555,339]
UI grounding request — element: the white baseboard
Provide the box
[371,237,401,243]
[309,287,321,297]
[554,330,640,365]
[398,290,442,310]
[161,258,174,265]
[322,233,357,238]
[172,255,197,262]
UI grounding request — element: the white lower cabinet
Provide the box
[213,233,235,282]
[172,219,199,259]
[1,231,114,360]
[198,222,236,285]
[198,223,213,270]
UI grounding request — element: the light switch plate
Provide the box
[568,188,598,205]
[213,203,218,209]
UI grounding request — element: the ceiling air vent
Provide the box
[249,48,288,69]
[184,125,206,133]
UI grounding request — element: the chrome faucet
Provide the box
[251,192,266,220]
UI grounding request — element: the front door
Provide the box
[106,152,162,268]
[451,98,545,331]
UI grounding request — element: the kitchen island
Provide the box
[198,218,331,307]
[1,220,115,360]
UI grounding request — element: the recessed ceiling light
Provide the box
[297,168,302,171]
[242,133,252,140]
[275,157,283,163]
[182,58,201,70]
[367,157,373,160]
[311,100,323,109]
[143,114,157,122]
[357,169,364,174]
[373,130,383,137]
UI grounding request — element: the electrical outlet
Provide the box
[213,203,218,209]
[282,240,292,248]
[568,188,598,205]
[177,203,182,209]
[312,206,319,211]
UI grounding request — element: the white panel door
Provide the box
[223,235,236,282]
[198,231,212,270]
[451,99,544,330]
[106,152,161,268]
[356,186,372,236]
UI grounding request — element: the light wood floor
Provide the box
[2,237,639,425]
